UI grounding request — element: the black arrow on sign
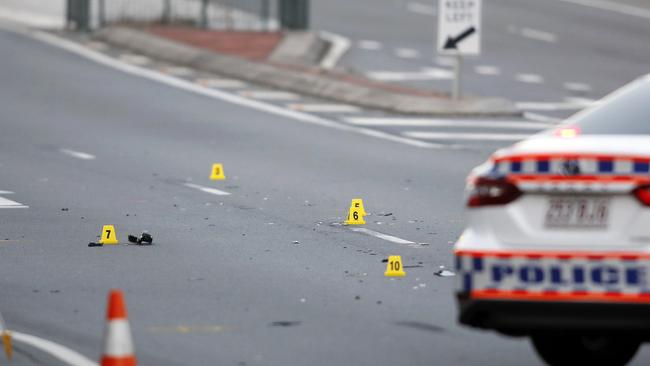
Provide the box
[443,26,477,49]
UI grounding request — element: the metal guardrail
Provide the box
[67,0,308,31]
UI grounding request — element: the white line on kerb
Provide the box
[403,131,531,141]
[349,227,415,245]
[345,118,552,129]
[27,31,445,150]
[184,183,231,196]
[12,331,97,366]
[60,149,96,160]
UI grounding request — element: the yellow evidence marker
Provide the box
[2,331,11,361]
[210,163,226,180]
[99,225,119,245]
[345,198,366,225]
[385,255,406,277]
[350,198,367,216]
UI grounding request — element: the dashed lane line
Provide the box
[12,331,97,366]
[184,183,231,196]
[564,82,592,93]
[349,227,414,245]
[515,73,545,84]
[28,30,446,149]
[0,195,28,209]
[406,2,437,15]
[344,118,552,130]
[357,40,383,50]
[395,48,420,59]
[554,0,650,19]
[289,104,361,113]
[474,65,501,76]
[60,148,96,160]
[519,27,557,43]
[403,131,532,141]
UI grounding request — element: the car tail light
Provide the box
[467,177,522,207]
[633,185,650,206]
[555,126,580,138]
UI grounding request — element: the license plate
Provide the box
[545,196,609,228]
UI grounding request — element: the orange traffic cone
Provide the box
[101,290,136,366]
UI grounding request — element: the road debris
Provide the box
[270,321,301,327]
[435,267,456,277]
[292,240,300,245]
[377,212,393,217]
[88,242,103,247]
[128,232,153,245]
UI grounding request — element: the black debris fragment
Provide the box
[128,232,154,245]
[61,208,69,211]
[377,212,393,217]
[381,258,388,263]
[88,242,103,247]
[354,295,361,300]
[270,321,302,327]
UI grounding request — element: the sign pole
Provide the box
[452,53,462,100]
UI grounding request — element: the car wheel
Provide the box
[531,334,640,366]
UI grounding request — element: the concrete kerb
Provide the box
[95,27,521,117]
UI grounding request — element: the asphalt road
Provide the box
[313,0,650,119]
[1,21,650,366]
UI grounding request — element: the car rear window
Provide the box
[570,77,650,135]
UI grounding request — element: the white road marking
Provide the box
[345,118,552,129]
[12,331,97,366]
[519,27,557,43]
[27,31,446,149]
[564,82,592,92]
[60,148,96,160]
[523,112,563,124]
[515,73,544,84]
[407,2,437,15]
[349,227,415,245]
[196,78,247,89]
[395,48,420,59]
[160,66,194,76]
[184,183,231,196]
[357,40,383,50]
[473,65,501,76]
[516,98,596,111]
[239,90,301,101]
[319,31,351,70]
[403,131,531,141]
[289,104,361,113]
[367,67,453,81]
[553,0,650,19]
[119,54,151,66]
[0,196,28,208]
[0,190,14,194]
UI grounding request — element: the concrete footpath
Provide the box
[94,26,520,117]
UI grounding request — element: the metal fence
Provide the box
[67,0,308,31]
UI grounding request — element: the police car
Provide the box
[456,75,650,366]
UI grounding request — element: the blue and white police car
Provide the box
[456,75,650,366]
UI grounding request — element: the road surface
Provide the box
[0,3,649,365]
